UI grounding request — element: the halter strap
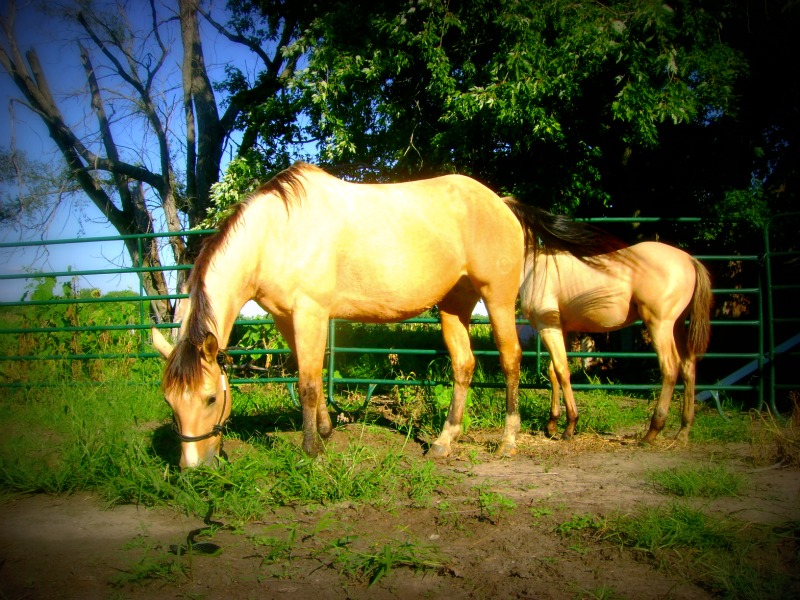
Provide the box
[173,361,231,443]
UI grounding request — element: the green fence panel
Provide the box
[1,217,797,417]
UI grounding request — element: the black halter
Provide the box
[173,351,231,443]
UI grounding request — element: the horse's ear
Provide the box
[151,327,173,359]
[201,333,219,364]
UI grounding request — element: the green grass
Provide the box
[0,379,449,521]
[0,371,756,516]
[1,361,790,597]
[326,536,444,586]
[476,484,517,523]
[649,463,746,498]
[603,503,793,599]
[556,513,602,535]
[111,549,190,588]
[690,399,752,442]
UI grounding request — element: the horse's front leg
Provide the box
[428,308,475,459]
[487,305,522,458]
[288,310,332,457]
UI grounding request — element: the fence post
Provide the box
[137,234,146,356]
[327,319,336,403]
[758,218,778,416]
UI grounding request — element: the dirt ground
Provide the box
[1,423,799,600]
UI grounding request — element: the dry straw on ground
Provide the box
[749,392,800,468]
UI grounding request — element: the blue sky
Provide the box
[1,3,219,307]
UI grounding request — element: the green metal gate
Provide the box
[1,216,797,414]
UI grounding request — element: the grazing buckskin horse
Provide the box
[512,208,713,444]
[152,162,529,467]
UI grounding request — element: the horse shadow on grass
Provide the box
[149,406,309,466]
[150,400,437,466]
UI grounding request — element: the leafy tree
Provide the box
[284,0,797,241]
[2,0,797,321]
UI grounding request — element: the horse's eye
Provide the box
[208,395,217,405]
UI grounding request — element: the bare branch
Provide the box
[197,4,272,67]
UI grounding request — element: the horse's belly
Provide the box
[565,312,631,332]
[330,274,460,322]
[561,303,634,332]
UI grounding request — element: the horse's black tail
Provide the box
[503,197,626,258]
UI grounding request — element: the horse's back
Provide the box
[245,167,522,321]
[522,240,698,332]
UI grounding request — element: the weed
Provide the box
[328,537,444,586]
[649,463,746,498]
[435,500,467,529]
[403,456,448,506]
[556,514,601,535]
[476,485,516,524]
[530,505,554,520]
[111,552,190,588]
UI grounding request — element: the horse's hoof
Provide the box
[495,443,518,458]
[560,432,574,442]
[638,434,656,447]
[302,438,320,457]
[674,430,690,446]
[426,443,451,459]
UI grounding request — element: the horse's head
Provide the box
[152,327,232,468]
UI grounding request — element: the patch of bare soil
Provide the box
[2,426,799,600]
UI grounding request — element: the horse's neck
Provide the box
[194,229,255,348]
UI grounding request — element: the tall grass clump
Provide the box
[604,503,793,599]
[0,379,168,495]
[649,463,746,498]
[749,392,800,467]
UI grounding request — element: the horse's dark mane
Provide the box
[165,162,314,392]
[504,198,627,261]
[184,200,249,347]
[163,338,204,393]
[253,161,317,206]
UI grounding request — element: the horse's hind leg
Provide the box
[546,360,562,438]
[428,298,477,459]
[641,319,680,445]
[675,322,696,444]
[539,326,579,439]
